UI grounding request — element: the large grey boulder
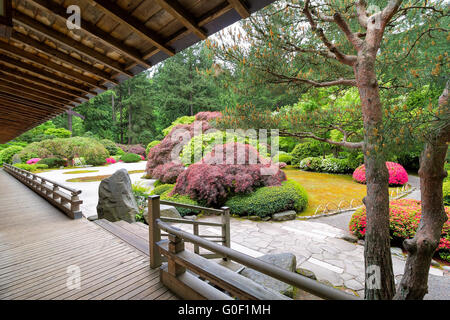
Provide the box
[97,169,138,223]
[143,204,181,223]
[240,253,297,297]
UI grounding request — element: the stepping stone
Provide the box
[272,210,296,221]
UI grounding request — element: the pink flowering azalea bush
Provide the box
[105,157,116,164]
[195,111,222,121]
[171,143,286,207]
[349,199,450,261]
[352,161,408,186]
[26,158,41,165]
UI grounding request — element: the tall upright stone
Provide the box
[97,169,138,223]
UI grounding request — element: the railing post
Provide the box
[167,234,186,276]
[71,193,81,212]
[221,207,231,261]
[148,195,162,269]
[193,223,199,254]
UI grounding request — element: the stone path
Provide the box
[175,214,449,299]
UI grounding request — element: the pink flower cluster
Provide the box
[349,199,450,255]
[140,155,145,161]
[352,162,408,186]
[26,158,41,164]
[105,157,116,164]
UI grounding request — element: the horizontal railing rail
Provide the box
[151,197,230,260]
[148,195,359,300]
[3,164,83,219]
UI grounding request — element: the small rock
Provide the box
[183,215,197,220]
[340,233,358,243]
[143,204,182,222]
[357,240,365,246]
[272,210,296,221]
[240,253,296,297]
[430,259,440,267]
[262,216,271,221]
[296,268,317,280]
[247,215,262,221]
[87,215,98,221]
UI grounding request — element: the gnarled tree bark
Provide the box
[394,83,449,300]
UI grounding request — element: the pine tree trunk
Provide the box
[394,83,449,300]
[355,51,395,300]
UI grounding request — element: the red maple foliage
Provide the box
[171,143,286,206]
[151,161,186,184]
[195,111,222,121]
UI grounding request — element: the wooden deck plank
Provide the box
[0,169,174,300]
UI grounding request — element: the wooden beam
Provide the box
[0,72,82,103]
[0,105,47,121]
[11,31,117,85]
[0,102,56,118]
[0,53,95,96]
[0,81,70,106]
[227,0,250,19]
[0,92,67,112]
[155,0,207,40]
[0,88,67,110]
[28,0,151,69]
[126,2,233,71]
[90,0,175,57]
[0,41,105,90]
[0,66,88,101]
[13,11,133,79]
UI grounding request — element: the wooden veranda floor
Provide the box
[0,169,176,300]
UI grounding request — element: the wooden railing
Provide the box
[3,164,83,219]
[148,195,359,300]
[149,196,230,262]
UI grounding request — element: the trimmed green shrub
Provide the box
[100,139,120,156]
[150,184,175,196]
[44,128,71,138]
[291,140,329,166]
[37,157,66,168]
[0,146,24,165]
[298,157,323,171]
[146,140,161,155]
[444,181,450,206]
[13,163,48,172]
[225,180,308,218]
[273,153,293,165]
[320,158,351,173]
[120,153,142,163]
[162,116,195,136]
[160,189,201,216]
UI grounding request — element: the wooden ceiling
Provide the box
[0,0,276,143]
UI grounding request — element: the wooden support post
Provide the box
[148,195,162,269]
[71,194,80,212]
[221,206,231,261]
[193,223,200,254]
[167,234,186,276]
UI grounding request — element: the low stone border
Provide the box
[297,186,416,220]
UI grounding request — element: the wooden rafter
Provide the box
[28,0,151,69]
[0,53,96,95]
[0,87,66,109]
[13,11,132,79]
[90,0,176,57]
[0,40,106,90]
[228,0,250,19]
[0,81,71,106]
[155,0,207,40]
[0,67,87,101]
[11,31,118,85]
[0,94,65,113]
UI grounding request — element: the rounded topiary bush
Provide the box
[120,153,142,163]
[352,161,408,186]
[320,158,351,174]
[349,199,450,261]
[0,146,24,165]
[225,180,308,218]
[273,153,293,165]
[37,157,66,168]
[100,139,120,155]
[298,157,322,171]
[150,184,175,196]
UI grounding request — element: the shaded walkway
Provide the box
[0,169,175,300]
